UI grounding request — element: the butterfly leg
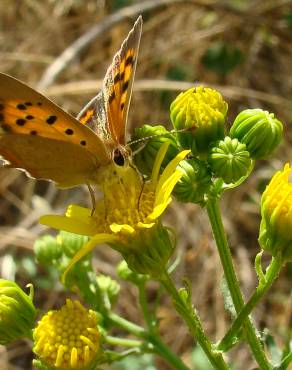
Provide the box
[137,176,146,213]
[87,183,96,216]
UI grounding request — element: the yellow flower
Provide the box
[259,163,292,262]
[33,299,101,370]
[40,143,190,278]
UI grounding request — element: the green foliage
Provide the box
[202,42,243,76]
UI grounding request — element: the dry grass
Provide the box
[0,0,291,369]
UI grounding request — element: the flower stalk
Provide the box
[160,270,229,370]
[206,197,272,369]
[218,254,283,351]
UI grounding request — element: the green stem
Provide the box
[108,312,146,338]
[108,312,191,370]
[218,255,283,351]
[105,335,142,347]
[206,198,271,369]
[150,335,191,370]
[160,271,229,370]
[138,283,155,330]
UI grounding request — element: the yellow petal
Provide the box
[40,215,96,236]
[62,234,118,283]
[156,149,190,196]
[151,142,170,184]
[66,204,91,220]
[137,221,155,229]
[155,170,183,208]
[147,198,172,221]
[110,223,135,234]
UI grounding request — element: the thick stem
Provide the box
[160,271,229,370]
[218,256,283,351]
[206,198,271,370]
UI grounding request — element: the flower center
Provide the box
[92,169,155,233]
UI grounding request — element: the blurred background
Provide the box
[0,0,291,369]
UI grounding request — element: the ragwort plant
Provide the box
[1,86,291,370]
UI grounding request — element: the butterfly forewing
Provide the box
[0,73,110,187]
[78,16,142,148]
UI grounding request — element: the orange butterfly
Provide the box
[0,16,142,188]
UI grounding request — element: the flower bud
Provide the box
[113,223,174,278]
[208,137,252,184]
[0,280,36,344]
[230,109,283,159]
[96,275,120,305]
[173,158,212,204]
[132,124,179,176]
[33,299,102,370]
[57,231,89,258]
[258,163,292,262]
[170,87,228,156]
[117,261,148,284]
[34,235,62,265]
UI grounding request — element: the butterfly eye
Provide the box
[113,148,125,166]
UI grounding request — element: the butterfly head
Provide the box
[113,145,131,167]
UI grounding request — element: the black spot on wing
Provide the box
[125,55,134,66]
[120,103,125,111]
[109,91,116,104]
[65,128,73,135]
[1,124,11,132]
[80,140,86,146]
[16,118,26,126]
[30,130,37,135]
[26,115,34,120]
[114,73,121,84]
[25,102,32,106]
[17,103,27,110]
[122,80,129,93]
[46,115,57,125]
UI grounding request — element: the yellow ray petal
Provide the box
[151,142,170,184]
[62,234,118,283]
[40,215,96,236]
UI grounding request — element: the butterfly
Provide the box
[0,16,142,188]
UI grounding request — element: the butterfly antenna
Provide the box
[87,183,96,216]
[127,128,190,150]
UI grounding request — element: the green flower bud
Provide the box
[34,235,62,265]
[258,164,292,262]
[57,231,89,258]
[170,87,228,157]
[96,275,120,305]
[0,280,36,344]
[230,109,283,159]
[173,158,212,204]
[113,222,174,278]
[208,137,252,184]
[132,124,179,176]
[117,261,148,284]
